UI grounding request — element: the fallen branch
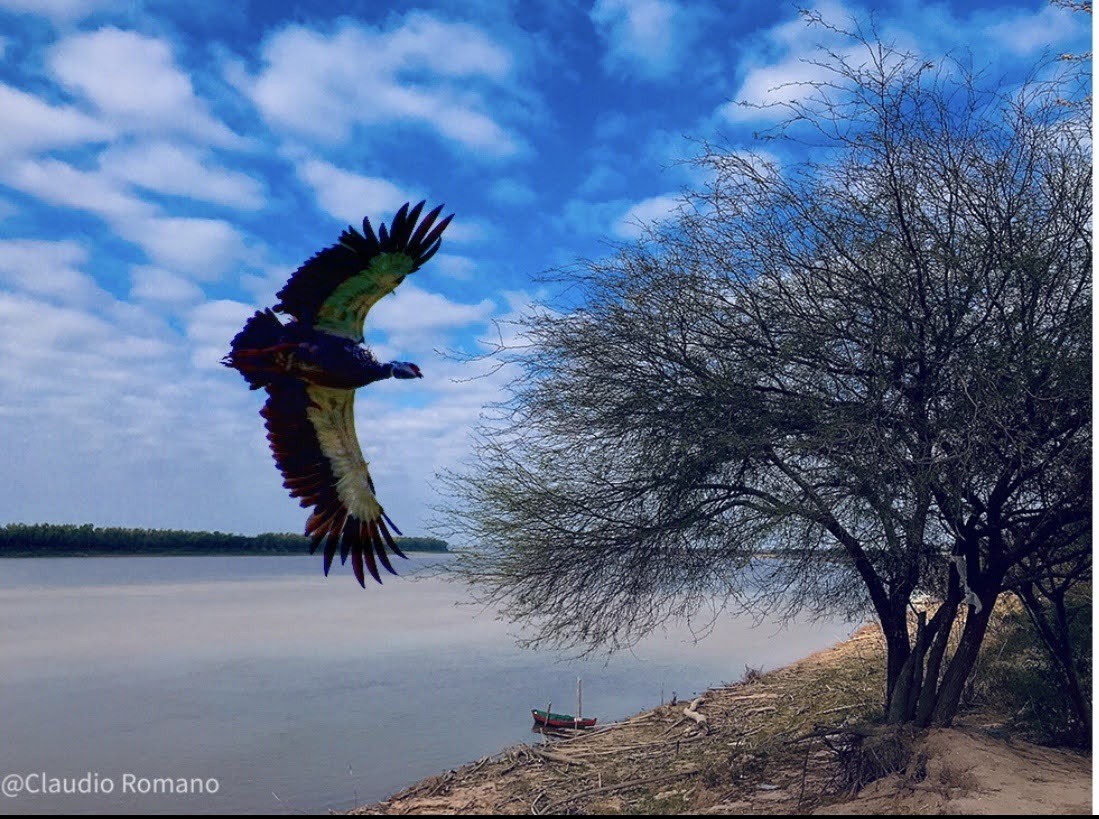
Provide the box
[684,697,710,733]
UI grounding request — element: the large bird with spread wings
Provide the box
[223,202,453,587]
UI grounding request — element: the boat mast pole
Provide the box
[576,678,582,727]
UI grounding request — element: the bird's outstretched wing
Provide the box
[261,380,406,586]
[274,201,453,341]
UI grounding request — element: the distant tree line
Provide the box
[0,523,448,557]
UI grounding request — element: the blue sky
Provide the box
[0,0,1088,538]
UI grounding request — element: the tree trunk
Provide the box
[913,568,963,726]
[1019,586,1092,736]
[882,611,912,715]
[928,591,998,727]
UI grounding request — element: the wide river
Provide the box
[0,555,853,814]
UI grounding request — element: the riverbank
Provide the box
[349,625,1091,815]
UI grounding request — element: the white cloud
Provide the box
[47,28,241,146]
[0,239,108,306]
[99,142,266,210]
[719,56,835,123]
[432,254,476,280]
[441,217,491,245]
[296,159,416,225]
[0,156,248,278]
[0,82,113,156]
[717,2,862,124]
[613,193,682,238]
[130,266,206,307]
[369,282,496,354]
[121,216,248,280]
[237,14,522,156]
[0,156,151,222]
[590,0,704,79]
[985,4,1085,55]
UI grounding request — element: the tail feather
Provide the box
[223,308,288,390]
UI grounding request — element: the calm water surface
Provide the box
[0,555,853,814]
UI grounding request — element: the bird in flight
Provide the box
[223,202,453,586]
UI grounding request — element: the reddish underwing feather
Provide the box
[307,501,342,539]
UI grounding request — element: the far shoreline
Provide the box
[0,522,449,558]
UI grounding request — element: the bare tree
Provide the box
[440,25,1090,728]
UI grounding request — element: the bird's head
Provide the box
[390,361,423,379]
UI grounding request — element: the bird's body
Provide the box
[222,201,452,587]
[226,311,415,391]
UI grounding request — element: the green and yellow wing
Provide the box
[273,201,453,340]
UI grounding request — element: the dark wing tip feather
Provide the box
[378,519,408,560]
[274,201,455,325]
[369,520,399,576]
[382,511,403,538]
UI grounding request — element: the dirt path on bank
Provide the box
[348,627,1090,815]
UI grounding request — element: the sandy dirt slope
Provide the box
[815,727,1091,815]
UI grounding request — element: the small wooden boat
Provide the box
[531,709,597,729]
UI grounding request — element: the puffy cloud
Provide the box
[369,282,496,354]
[0,82,113,156]
[122,216,248,280]
[0,157,248,278]
[0,156,151,222]
[432,254,477,280]
[985,3,1087,55]
[129,266,206,307]
[0,238,108,306]
[590,0,707,80]
[0,287,277,533]
[612,193,682,238]
[235,13,522,156]
[47,28,241,146]
[99,142,266,210]
[295,159,416,225]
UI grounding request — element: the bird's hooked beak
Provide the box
[411,364,423,378]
